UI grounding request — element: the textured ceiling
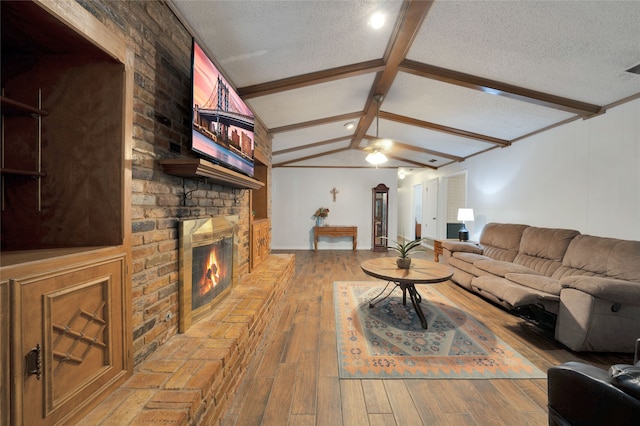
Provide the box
[170,0,640,171]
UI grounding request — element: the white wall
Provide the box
[397,98,640,242]
[271,168,398,250]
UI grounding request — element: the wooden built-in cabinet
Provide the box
[250,156,270,269]
[251,219,271,269]
[4,249,129,425]
[1,1,133,424]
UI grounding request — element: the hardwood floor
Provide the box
[222,249,632,426]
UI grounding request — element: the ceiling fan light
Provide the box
[366,151,388,165]
[368,11,385,29]
[377,138,393,151]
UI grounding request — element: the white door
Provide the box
[425,179,438,239]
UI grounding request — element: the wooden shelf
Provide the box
[1,168,46,177]
[1,95,48,116]
[159,158,265,190]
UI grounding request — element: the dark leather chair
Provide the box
[547,339,640,425]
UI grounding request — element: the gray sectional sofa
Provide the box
[440,223,640,353]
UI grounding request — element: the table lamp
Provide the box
[457,208,474,241]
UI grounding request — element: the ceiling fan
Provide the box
[363,94,393,165]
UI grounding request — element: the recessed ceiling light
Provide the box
[368,11,385,30]
[344,122,355,130]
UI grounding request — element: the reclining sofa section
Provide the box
[441,223,640,353]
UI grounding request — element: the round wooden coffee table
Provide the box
[360,257,453,329]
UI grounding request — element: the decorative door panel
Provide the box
[12,255,128,425]
[251,220,270,269]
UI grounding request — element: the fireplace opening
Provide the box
[179,215,238,332]
[191,236,232,310]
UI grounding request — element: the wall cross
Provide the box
[330,187,339,202]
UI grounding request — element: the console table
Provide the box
[314,226,357,251]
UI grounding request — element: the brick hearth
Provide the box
[80,254,295,425]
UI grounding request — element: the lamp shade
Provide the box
[457,208,474,222]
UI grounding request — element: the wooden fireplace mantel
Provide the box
[159,158,265,190]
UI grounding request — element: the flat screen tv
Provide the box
[191,40,255,177]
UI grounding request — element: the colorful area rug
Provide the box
[334,281,546,379]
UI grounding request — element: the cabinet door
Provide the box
[12,255,128,425]
[1,280,9,426]
[251,220,270,270]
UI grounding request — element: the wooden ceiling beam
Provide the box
[368,150,437,170]
[273,147,350,167]
[392,141,464,162]
[360,135,464,162]
[272,137,350,155]
[379,110,511,147]
[355,147,438,169]
[237,59,385,99]
[349,0,434,149]
[270,111,364,134]
[399,59,603,116]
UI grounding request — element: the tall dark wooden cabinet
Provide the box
[372,183,389,251]
[0,1,133,424]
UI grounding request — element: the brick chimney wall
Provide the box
[78,0,271,365]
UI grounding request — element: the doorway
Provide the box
[424,179,438,239]
[412,183,423,240]
[444,172,468,239]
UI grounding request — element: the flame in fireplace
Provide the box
[199,248,220,296]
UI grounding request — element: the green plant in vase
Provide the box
[383,237,427,269]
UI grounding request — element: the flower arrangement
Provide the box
[313,207,330,218]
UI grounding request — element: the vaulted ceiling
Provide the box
[170,0,640,171]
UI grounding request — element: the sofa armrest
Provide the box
[440,241,483,255]
[548,361,640,425]
[610,364,640,400]
[560,276,640,305]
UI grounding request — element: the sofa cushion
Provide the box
[474,259,537,278]
[452,251,491,264]
[471,276,560,308]
[554,235,640,281]
[519,227,580,260]
[512,227,580,276]
[505,273,562,295]
[560,276,640,305]
[449,254,492,278]
[478,223,529,262]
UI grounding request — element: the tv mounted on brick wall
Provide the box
[191,39,255,177]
